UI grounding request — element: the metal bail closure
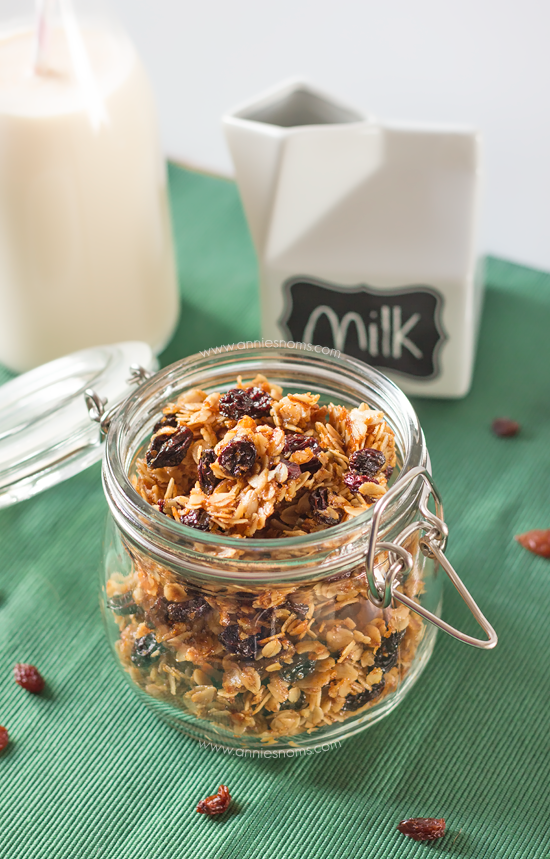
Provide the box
[365,465,498,650]
[85,363,154,438]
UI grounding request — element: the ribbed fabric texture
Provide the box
[0,164,549,858]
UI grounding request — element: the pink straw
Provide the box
[33,0,57,74]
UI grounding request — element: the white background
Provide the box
[3,0,550,270]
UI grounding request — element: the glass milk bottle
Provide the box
[0,1,179,372]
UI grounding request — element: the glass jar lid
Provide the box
[0,341,155,508]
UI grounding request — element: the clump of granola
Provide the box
[131,375,396,538]
[106,376,425,743]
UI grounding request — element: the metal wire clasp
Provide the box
[85,364,154,437]
[365,465,497,650]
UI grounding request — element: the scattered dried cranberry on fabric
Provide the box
[0,726,9,751]
[349,447,386,476]
[146,426,193,469]
[14,663,45,694]
[219,439,257,477]
[196,785,231,816]
[198,449,220,495]
[492,417,520,437]
[180,509,212,531]
[219,387,272,420]
[516,529,550,558]
[397,818,446,841]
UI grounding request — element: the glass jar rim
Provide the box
[102,346,428,582]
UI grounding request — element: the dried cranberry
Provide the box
[180,509,211,531]
[344,473,377,494]
[385,466,394,480]
[283,433,321,456]
[153,413,178,433]
[284,462,303,480]
[516,529,550,558]
[219,387,272,420]
[107,591,141,616]
[309,487,343,526]
[146,426,193,469]
[342,678,385,711]
[198,449,220,495]
[14,663,45,694]
[219,439,257,477]
[279,654,316,683]
[245,386,273,417]
[0,727,9,752]
[131,633,164,667]
[374,630,405,671]
[300,457,322,475]
[148,596,170,626]
[218,624,260,660]
[286,600,309,619]
[349,447,386,477]
[492,417,520,437]
[397,818,446,841]
[280,690,306,710]
[196,785,231,816]
[168,597,210,623]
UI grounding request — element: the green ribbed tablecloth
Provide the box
[0,164,549,859]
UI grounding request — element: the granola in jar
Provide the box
[105,375,427,742]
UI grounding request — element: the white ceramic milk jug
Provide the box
[223,80,482,398]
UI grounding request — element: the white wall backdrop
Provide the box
[3,0,550,270]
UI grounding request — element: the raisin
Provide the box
[349,447,386,476]
[342,678,386,711]
[147,596,170,626]
[146,426,193,469]
[516,529,550,558]
[219,387,272,420]
[107,591,141,616]
[279,654,316,683]
[131,633,164,667]
[283,433,321,456]
[168,597,210,623]
[492,417,520,438]
[198,449,219,495]
[219,625,261,660]
[0,727,9,752]
[309,487,343,526]
[219,439,257,477]
[280,691,306,710]
[374,630,405,671]
[14,663,45,694]
[180,509,211,531]
[196,785,231,816]
[397,818,446,841]
[153,413,178,433]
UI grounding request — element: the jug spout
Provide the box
[223,80,382,258]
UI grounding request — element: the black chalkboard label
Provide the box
[281,277,446,379]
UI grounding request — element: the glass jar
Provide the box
[99,346,496,749]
